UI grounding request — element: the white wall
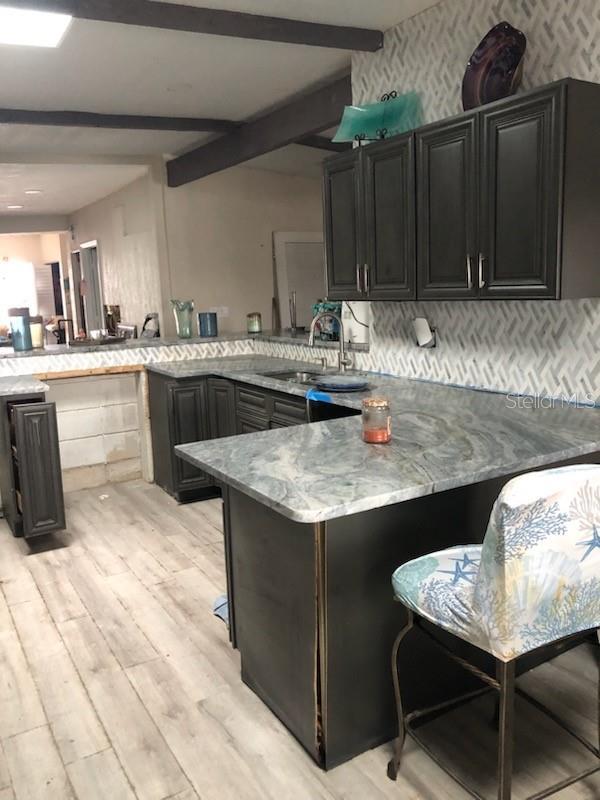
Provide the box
[47,374,142,492]
[164,165,323,333]
[69,170,163,333]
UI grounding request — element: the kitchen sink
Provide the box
[260,370,328,385]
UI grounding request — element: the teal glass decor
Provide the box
[333,91,422,143]
[171,299,194,339]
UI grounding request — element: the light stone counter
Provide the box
[177,374,600,523]
[0,376,48,396]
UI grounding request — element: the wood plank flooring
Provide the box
[0,480,597,800]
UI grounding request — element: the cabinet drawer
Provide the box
[236,414,269,435]
[236,385,268,417]
[272,396,307,426]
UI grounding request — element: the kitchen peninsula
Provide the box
[177,375,600,768]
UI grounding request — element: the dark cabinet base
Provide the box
[0,393,65,538]
[225,450,600,769]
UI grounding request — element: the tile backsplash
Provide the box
[351,0,600,401]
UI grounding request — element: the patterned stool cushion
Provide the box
[392,545,484,649]
[392,464,600,662]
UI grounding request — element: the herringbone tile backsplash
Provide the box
[352,0,600,402]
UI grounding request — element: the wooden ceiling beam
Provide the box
[297,135,350,153]
[0,109,237,133]
[20,0,384,51]
[166,74,352,186]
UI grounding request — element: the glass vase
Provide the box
[171,299,194,339]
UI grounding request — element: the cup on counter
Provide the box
[198,312,218,337]
[247,312,262,334]
[29,316,44,349]
[8,307,33,352]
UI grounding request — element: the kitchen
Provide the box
[0,2,598,799]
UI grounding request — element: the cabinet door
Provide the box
[323,150,364,300]
[236,415,269,435]
[12,402,65,537]
[169,383,212,491]
[207,378,236,439]
[479,86,564,298]
[416,116,479,299]
[363,135,416,299]
[270,395,307,428]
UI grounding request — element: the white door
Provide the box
[273,232,326,330]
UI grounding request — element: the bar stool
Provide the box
[388,464,600,800]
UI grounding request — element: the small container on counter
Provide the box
[8,307,33,352]
[29,316,45,349]
[247,312,262,334]
[362,397,392,444]
[198,312,218,337]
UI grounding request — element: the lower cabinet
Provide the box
[207,378,236,439]
[149,372,308,503]
[237,415,269,435]
[0,393,65,538]
[148,371,219,503]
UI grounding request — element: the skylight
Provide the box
[0,6,72,48]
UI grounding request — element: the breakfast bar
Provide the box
[177,377,600,769]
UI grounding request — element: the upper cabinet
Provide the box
[363,135,416,299]
[416,116,478,299]
[323,79,600,302]
[323,150,363,300]
[324,135,416,300]
[479,85,564,298]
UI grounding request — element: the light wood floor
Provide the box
[0,480,597,800]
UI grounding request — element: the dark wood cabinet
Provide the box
[325,140,416,301]
[207,378,236,439]
[479,85,564,298]
[322,79,600,303]
[323,150,363,300]
[416,116,479,299]
[170,383,213,493]
[148,371,218,503]
[236,415,269,435]
[235,384,307,433]
[364,134,416,299]
[149,372,309,503]
[0,393,65,538]
[12,403,65,537]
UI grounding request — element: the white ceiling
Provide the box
[0,0,439,211]
[0,163,148,214]
[155,0,439,30]
[0,124,208,158]
[245,143,330,178]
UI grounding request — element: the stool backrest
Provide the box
[473,464,600,661]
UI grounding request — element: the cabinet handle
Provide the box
[466,255,473,290]
[356,263,362,293]
[478,254,486,289]
[363,264,370,295]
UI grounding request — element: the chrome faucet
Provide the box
[308,311,352,372]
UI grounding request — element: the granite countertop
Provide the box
[0,376,48,396]
[176,366,600,523]
[0,331,367,359]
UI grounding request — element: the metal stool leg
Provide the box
[387,610,414,781]
[497,660,516,800]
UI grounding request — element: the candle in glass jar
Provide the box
[362,397,391,444]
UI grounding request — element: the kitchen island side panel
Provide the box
[229,488,320,763]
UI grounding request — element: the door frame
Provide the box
[273,231,324,330]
